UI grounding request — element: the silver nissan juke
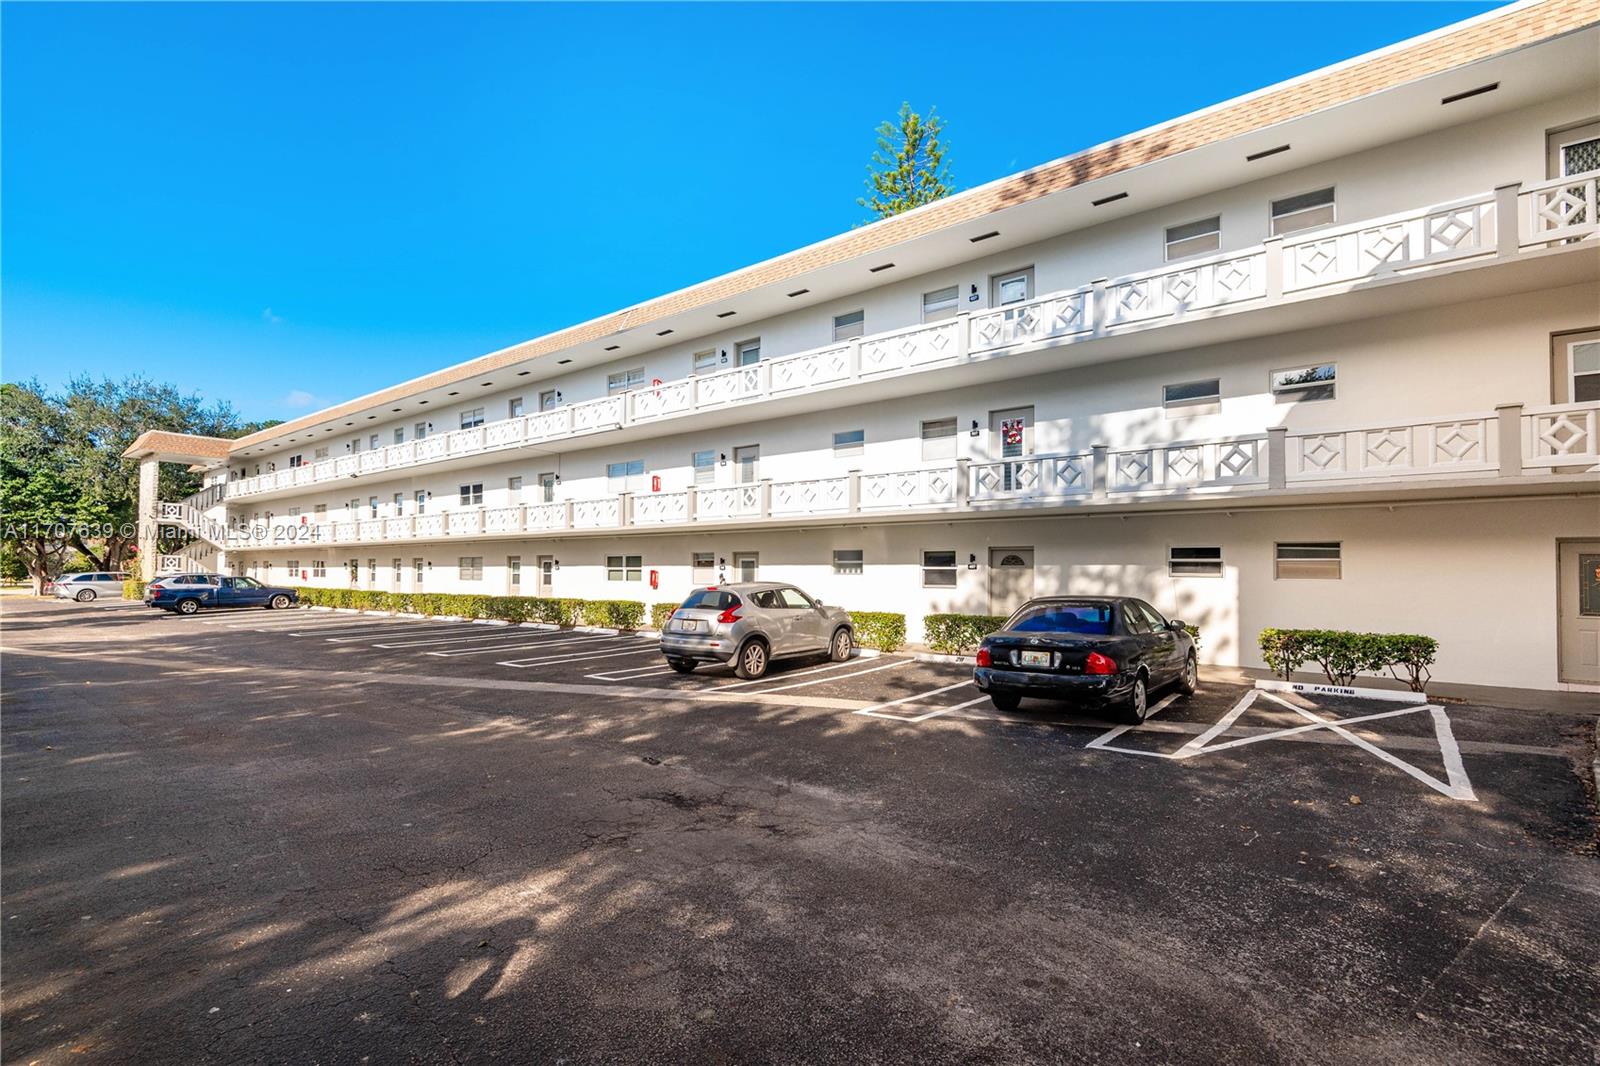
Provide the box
[658,582,855,680]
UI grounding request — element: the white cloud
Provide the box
[261,307,285,325]
[282,390,317,409]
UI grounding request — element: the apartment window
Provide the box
[368,496,379,519]
[508,397,524,418]
[608,368,646,394]
[287,454,302,468]
[459,556,483,581]
[350,437,360,453]
[1270,187,1336,236]
[832,549,864,576]
[392,492,404,513]
[922,285,959,322]
[314,446,329,460]
[1275,542,1341,580]
[348,498,360,515]
[460,408,485,429]
[538,389,559,411]
[1165,216,1221,261]
[287,507,301,517]
[312,561,327,578]
[538,472,557,502]
[693,349,721,374]
[921,417,957,462]
[368,434,380,451]
[607,554,643,581]
[414,421,429,440]
[1562,332,1600,403]
[459,483,484,506]
[607,460,644,492]
[1168,546,1223,577]
[508,556,522,589]
[393,427,405,445]
[691,551,716,583]
[286,559,299,576]
[922,550,958,588]
[833,429,865,458]
[735,339,761,366]
[832,310,865,341]
[314,504,327,518]
[733,445,759,485]
[693,450,717,486]
[507,476,523,503]
[367,558,377,582]
[413,558,424,585]
[1163,378,1221,413]
[414,490,428,514]
[1271,363,1337,402]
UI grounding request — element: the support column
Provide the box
[137,457,160,582]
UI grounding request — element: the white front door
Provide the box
[988,548,1035,616]
[1558,540,1600,685]
[537,556,554,595]
[734,552,759,583]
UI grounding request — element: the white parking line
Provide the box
[428,635,638,658]
[855,679,981,721]
[497,647,660,669]
[1082,694,1184,756]
[587,662,681,681]
[746,658,913,694]
[718,658,861,690]
[366,627,581,649]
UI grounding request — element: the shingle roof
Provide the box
[123,430,236,461]
[226,0,1597,454]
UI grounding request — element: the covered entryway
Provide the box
[1557,540,1600,685]
[988,548,1034,616]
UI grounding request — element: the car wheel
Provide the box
[667,658,696,674]
[1178,653,1198,696]
[989,691,1021,712]
[733,638,769,680]
[269,594,291,610]
[176,598,201,616]
[828,627,853,662]
[74,588,96,602]
[1119,673,1150,725]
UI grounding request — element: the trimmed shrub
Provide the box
[1258,628,1439,690]
[650,603,677,631]
[923,613,1008,655]
[849,610,906,653]
[123,578,147,600]
[581,599,646,630]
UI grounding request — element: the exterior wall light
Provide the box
[970,420,980,436]
[719,453,728,465]
[968,554,978,569]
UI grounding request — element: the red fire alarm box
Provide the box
[649,569,659,590]
[651,474,661,492]
[301,569,308,580]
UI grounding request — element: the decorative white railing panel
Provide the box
[1106,253,1265,328]
[769,346,852,395]
[695,366,763,408]
[1286,415,1498,482]
[415,513,446,538]
[696,485,762,520]
[970,454,1093,502]
[416,436,448,463]
[1520,171,1599,247]
[572,497,621,528]
[333,521,359,541]
[970,289,1093,350]
[484,506,524,533]
[859,467,957,510]
[859,321,960,378]
[389,441,416,467]
[447,427,485,456]
[525,502,568,531]
[447,510,483,536]
[1108,437,1267,492]
[629,380,695,422]
[1523,402,1600,469]
[571,396,625,432]
[485,419,526,448]
[385,516,414,539]
[1283,196,1493,292]
[335,455,358,477]
[526,408,572,439]
[770,477,850,516]
[631,491,691,525]
[357,519,384,541]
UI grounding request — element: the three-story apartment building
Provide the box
[128,0,1600,691]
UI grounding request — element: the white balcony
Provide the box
[221,172,1599,504]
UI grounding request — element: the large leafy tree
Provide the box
[859,103,953,221]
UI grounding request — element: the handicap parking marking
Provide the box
[1084,688,1476,801]
[496,646,661,669]
[427,634,646,658]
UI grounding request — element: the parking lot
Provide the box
[4,596,1598,1064]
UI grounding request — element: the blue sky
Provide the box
[3,1,1497,422]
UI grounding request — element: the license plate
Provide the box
[674,619,702,632]
[1019,650,1051,668]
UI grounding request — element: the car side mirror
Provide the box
[1167,619,1188,632]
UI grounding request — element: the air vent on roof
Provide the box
[447,392,459,396]
[786,288,810,297]
[868,262,895,273]
[604,345,621,351]
[557,359,572,364]
[1091,192,1128,207]
[366,415,376,419]
[480,382,492,387]
[969,231,1000,243]
[392,408,402,412]
[656,328,674,336]
[1246,144,1291,162]
[1441,82,1498,105]
[716,310,737,318]
[517,371,530,376]
[418,400,429,405]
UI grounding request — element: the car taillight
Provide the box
[975,647,992,667]
[716,606,741,625]
[1085,651,1118,675]
[148,584,163,593]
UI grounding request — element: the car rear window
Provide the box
[680,589,739,611]
[1007,603,1115,635]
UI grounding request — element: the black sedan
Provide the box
[973,596,1197,722]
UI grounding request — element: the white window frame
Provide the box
[1168,546,1223,578]
[832,549,864,576]
[1270,362,1337,402]
[692,450,717,486]
[832,310,865,341]
[458,483,484,507]
[922,550,958,588]
[607,459,644,493]
[459,556,484,581]
[1269,187,1336,237]
[693,349,721,374]
[1164,216,1221,261]
[920,417,957,462]
[607,554,643,582]
[607,368,646,394]
[691,551,716,583]
[1274,542,1342,580]
[922,285,959,323]
[459,408,485,429]
[312,561,327,578]
[1163,378,1221,413]
[832,429,865,458]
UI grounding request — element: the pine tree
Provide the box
[858,103,952,221]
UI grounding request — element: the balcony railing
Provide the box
[209,401,1598,552]
[221,172,1599,502]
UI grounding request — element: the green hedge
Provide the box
[1259,628,1438,691]
[286,588,631,629]
[849,610,906,653]
[650,603,677,631]
[923,613,1008,654]
[123,578,147,600]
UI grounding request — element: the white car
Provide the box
[53,572,131,602]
